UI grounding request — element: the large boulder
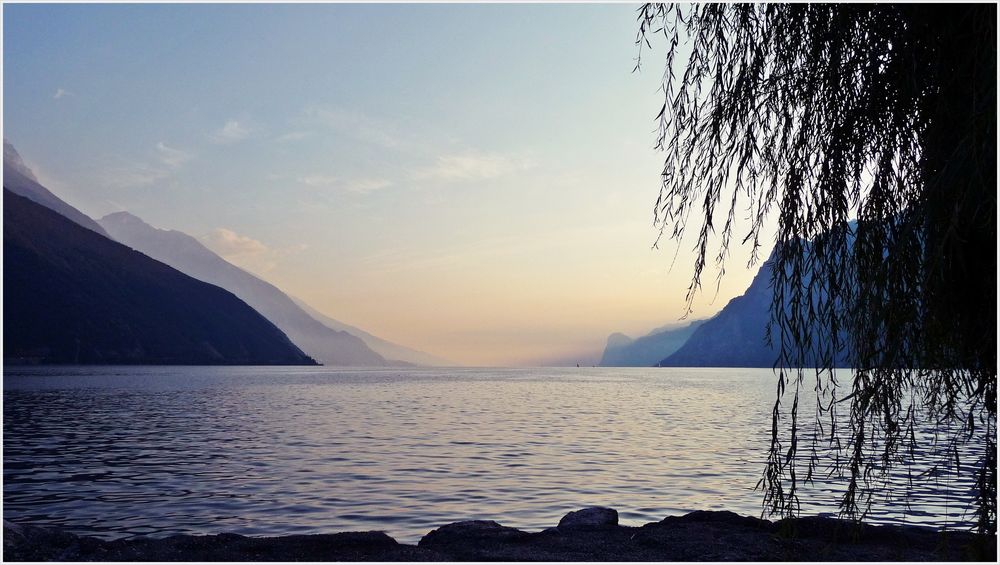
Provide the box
[557,507,619,530]
[418,520,530,548]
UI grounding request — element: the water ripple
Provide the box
[3,366,985,543]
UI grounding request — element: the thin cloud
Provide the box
[297,174,392,194]
[200,227,306,275]
[275,131,310,143]
[96,143,190,189]
[346,178,393,193]
[210,120,251,144]
[201,227,269,257]
[414,151,534,182]
[99,164,170,189]
[200,227,275,273]
[156,142,193,167]
[303,107,401,149]
[298,174,339,188]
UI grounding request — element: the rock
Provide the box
[3,520,27,555]
[417,520,534,559]
[3,520,86,561]
[2,511,993,562]
[558,507,619,530]
[418,520,529,548]
[3,520,26,543]
[666,509,774,531]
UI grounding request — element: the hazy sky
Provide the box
[4,3,775,366]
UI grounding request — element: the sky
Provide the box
[3,3,775,366]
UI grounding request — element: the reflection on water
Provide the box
[2,366,984,542]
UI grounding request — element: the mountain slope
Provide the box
[3,140,110,238]
[659,258,776,367]
[98,212,389,366]
[599,320,706,367]
[3,189,315,365]
[659,245,852,368]
[290,297,455,367]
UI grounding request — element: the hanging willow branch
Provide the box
[637,3,996,534]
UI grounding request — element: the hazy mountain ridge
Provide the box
[3,140,110,238]
[4,189,316,365]
[98,212,394,366]
[2,140,425,367]
[290,297,455,367]
[4,139,38,181]
[599,320,706,367]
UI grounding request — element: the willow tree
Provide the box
[636,3,996,533]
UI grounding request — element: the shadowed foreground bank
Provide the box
[4,508,995,561]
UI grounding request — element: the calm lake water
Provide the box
[3,366,984,542]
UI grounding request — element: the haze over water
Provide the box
[3,367,982,543]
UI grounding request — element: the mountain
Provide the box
[3,140,110,238]
[658,257,776,367]
[97,212,390,366]
[658,245,852,368]
[3,189,315,365]
[290,297,455,367]
[598,319,706,367]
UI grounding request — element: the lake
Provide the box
[2,366,983,543]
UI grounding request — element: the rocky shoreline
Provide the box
[3,508,995,561]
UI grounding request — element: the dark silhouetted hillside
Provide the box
[659,245,853,368]
[3,189,316,365]
[659,258,776,368]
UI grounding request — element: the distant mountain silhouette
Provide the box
[658,257,777,367]
[290,296,455,367]
[658,244,853,368]
[3,140,110,238]
[4,189,316,365]
[598,320,706,367]
[98,212,390,366]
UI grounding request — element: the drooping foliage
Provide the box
[636,3,996,533]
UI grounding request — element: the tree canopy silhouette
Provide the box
[637,3,996,533]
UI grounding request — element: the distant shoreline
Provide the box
[5,508,994,562]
